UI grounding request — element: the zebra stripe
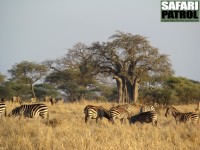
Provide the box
[84,105,110,123]
[109,107,130,124]
[140,105,155,113]
[0,102,6,117]
[116,104,131,113]
[8,103,49,120]
[128,111,158,126]
[165,106,199,124]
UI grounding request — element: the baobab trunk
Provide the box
[132,81,139,103]
[114,76,123,103]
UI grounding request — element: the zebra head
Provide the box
[8,106,22,117]
[128,114,139,124]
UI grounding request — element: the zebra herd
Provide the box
[0,99,200,126]
[84,104,200,126]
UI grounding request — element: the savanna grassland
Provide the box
[0,101,200,150]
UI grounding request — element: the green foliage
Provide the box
[141,76,200,105]
[34,83,59,98]
[0,80,30,99]
[46,68,96,100]
[165,77,200,104]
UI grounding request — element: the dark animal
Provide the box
[128,111,158,126]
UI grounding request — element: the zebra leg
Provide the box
[96,118,99,123]
[110,118,114,124]
[120,118,124,124]
[154,120,158,126]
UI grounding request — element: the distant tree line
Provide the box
[0,31,200,104]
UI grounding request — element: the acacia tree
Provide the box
[88,32,173,103]
[9,61,47,98]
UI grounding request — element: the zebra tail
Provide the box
[5,108,7,117]
[47,110,49,120]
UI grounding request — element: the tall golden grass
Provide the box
[0,101,200,150]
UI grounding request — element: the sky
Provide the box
[0,0,199,81]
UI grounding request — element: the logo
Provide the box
[161,1,199,22]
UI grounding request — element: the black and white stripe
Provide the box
[128,111,158,126]
[165,106,199,124]
[139,105,155,113]
[84,105,110,123]
[0,102,6,117]
[8,103,49,120]
[109,106,130,124]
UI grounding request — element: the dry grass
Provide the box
[0,101,200,150]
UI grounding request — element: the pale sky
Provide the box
[0,0,199,81]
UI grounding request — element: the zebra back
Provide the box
[140,105,155,113]
[0,102,6,117]
[129,111,158,126]
[116,104,131,113]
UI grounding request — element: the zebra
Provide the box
[84,105,110,123]
[109,106,130,124]
[8,103,49,120]
[165,106,199,124]
[0,102,7,117]
[128,111,158,126]
[139,105,155,113]
[116,104,131,113]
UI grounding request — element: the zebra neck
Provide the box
[172,109,180,117]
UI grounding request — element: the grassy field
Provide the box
[0,101,200,150]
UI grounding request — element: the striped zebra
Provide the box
[8,103,49,120]
[128,111,158,126]
[165,106,199,124]
[0,102,7,117]
[84,105,110,123]
[109,106,130,124]
[116,104,131,113]
[139,105,155,113]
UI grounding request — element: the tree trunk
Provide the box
[114,76,139,104]
[30,84,36,98]
[132,79,139,103]
[113,76,123,103]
